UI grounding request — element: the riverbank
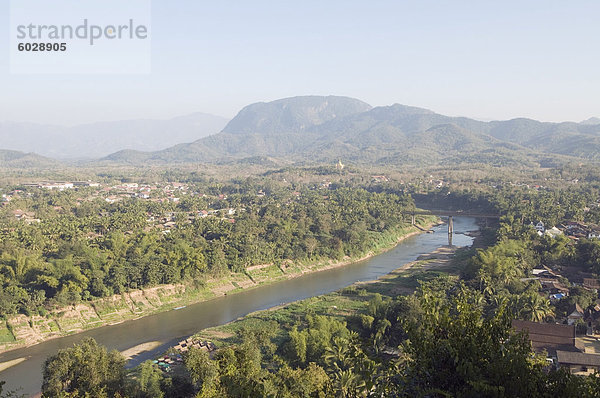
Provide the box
[0,217,439,355]
[187,243,463,350]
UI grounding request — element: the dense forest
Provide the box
[0,182,415,317]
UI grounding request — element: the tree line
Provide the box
[0,183,415,317]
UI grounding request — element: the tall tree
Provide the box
[41,338,125,397]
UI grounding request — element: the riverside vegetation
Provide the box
[4,165,600,397]
[0,179,430,351]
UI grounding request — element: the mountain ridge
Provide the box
[3,95,600,168]
[99,96,600,167]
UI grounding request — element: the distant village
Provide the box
[516,220,600,375]
[1,176,402,230]
[1,181,241,234]
[532,220,600,241]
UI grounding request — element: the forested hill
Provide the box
[0,149,60,168]
[221,95,372,135]
[102,96,600,166]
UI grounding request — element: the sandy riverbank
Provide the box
[0,357,27,372]
[191,242,464,350]
[120,341,163,361]
[352,244,459,294]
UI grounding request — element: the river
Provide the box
[0,217,477,396]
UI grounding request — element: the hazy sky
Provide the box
[1,0,599,125]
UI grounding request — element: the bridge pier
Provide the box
[448,216,453,246]
[403,210,499,238]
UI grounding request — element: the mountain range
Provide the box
[102,96,600,167]
[2,96,600,168]
[0,113,229,159]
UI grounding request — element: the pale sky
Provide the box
[1,0,599,125]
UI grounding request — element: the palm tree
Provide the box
[521,293,555,322]
[372,318,392,352]
[324,338,350,369]
[331,368,365,398]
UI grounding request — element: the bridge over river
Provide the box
[407,209,501,245]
